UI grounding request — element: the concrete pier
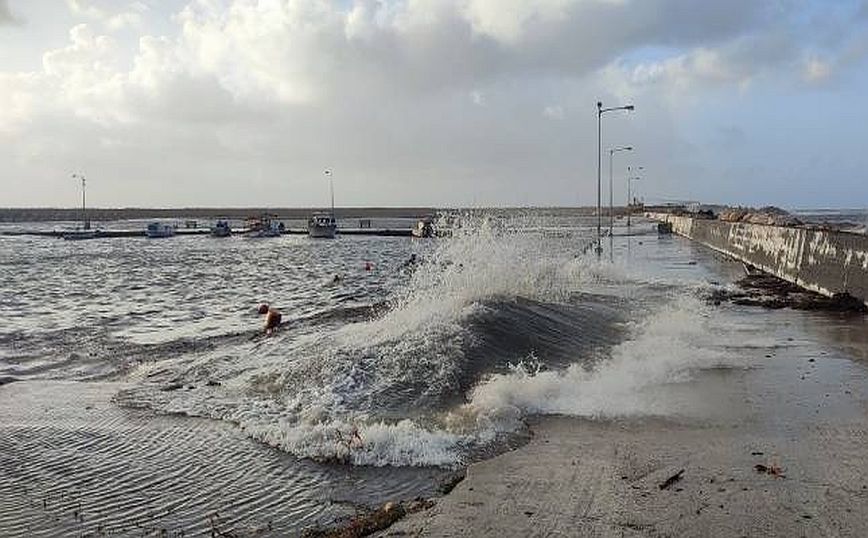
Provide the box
[649,213,868,307]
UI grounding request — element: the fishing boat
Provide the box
[308,214,337,238]
[211,219,232,237]
[146,222,176,238]
[250,220,283,238]
[308,169,338,238]
[244,214,283,237]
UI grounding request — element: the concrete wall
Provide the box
[649,214,868,306]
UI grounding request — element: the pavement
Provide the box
[380,307,868,537]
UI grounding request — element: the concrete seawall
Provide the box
[649,214,868,306]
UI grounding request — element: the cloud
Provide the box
[2,0,868,207]
[0,0,19,25]
[66,0,146,31]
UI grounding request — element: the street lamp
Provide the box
[596,101,634,255]
[608,146,632,236]
[324,169,335,218]
[626,166,644,228]
[71,172,88,230]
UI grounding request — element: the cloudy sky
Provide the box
[1,0,867,208]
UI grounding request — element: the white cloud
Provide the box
[461,0,575,44]
[66,0,147,31]
[1,0,867,207]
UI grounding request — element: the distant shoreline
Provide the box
[0,207,437,223]
[0,207,599,223]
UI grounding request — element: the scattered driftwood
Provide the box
[754,463,785,478]
[658,469,685,490]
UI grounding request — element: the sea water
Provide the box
[1,210,864,536]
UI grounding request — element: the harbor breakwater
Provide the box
[648,213,868,307]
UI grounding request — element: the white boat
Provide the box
[308,214,337,238]
[211,219,232,237]
[146,222,176,238]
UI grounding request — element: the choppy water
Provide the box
[2,211,865,536]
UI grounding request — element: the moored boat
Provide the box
[245,214,283,237]
[146,222,176,238]
[308,214,337,238]
[250,221,283,238]
[211,219,232,237]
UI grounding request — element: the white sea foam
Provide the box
[126,214,737,468]
[466,294,728,423]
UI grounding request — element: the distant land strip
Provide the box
[0,207,437,223]
[0,207,600,223]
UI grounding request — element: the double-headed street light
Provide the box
[596,101,634,255]
[626,166,644,228]
[608,146,632,236]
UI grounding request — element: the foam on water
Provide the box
[467,294,729,421]
[117,214,735,467]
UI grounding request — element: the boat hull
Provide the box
[146,222,176,238]
[308,225,337,238]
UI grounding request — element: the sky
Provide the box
[1,0,867,209]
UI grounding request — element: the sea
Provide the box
[0,209,866,536]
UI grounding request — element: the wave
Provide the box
[467,295,727,421]
[114,214,727,468]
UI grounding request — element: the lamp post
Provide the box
[626,166,644,228]
[324,169,334,218]
[71,172,88,230]
[596,101,634,255]
[608,146,632,236]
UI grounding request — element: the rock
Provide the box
[718,206,802,227]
